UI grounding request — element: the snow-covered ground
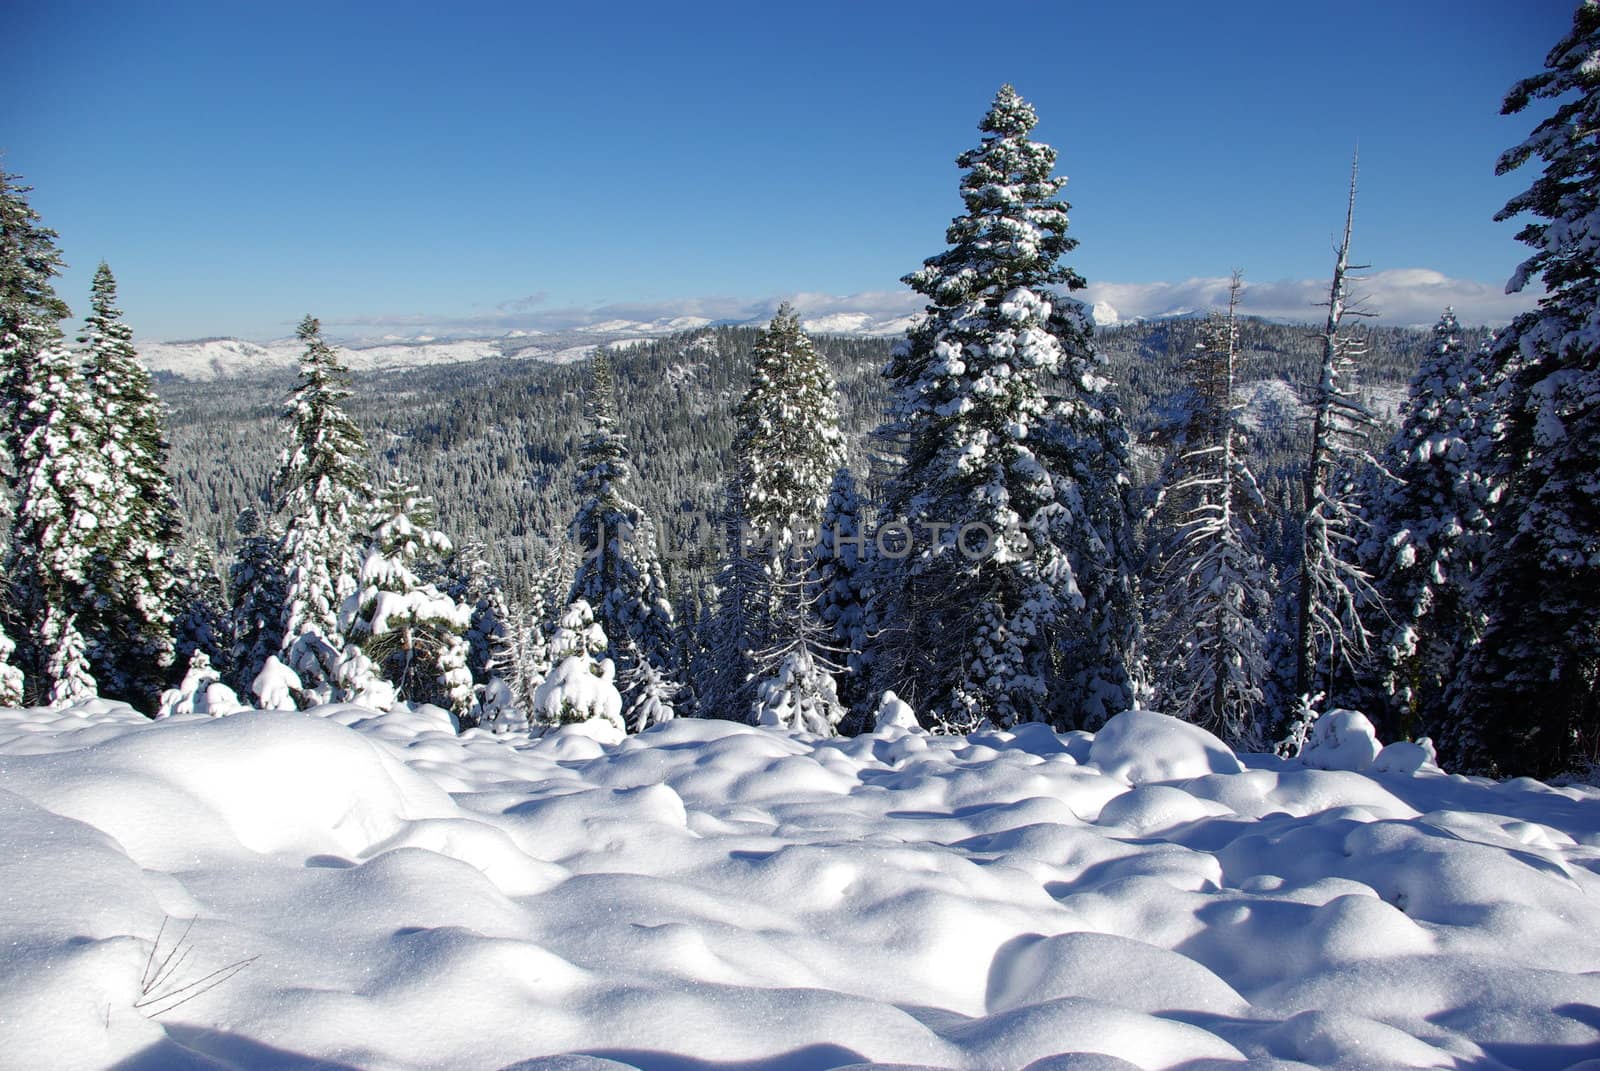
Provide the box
[3,703,1599,1070]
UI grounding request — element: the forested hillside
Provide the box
[161,316,1470,599]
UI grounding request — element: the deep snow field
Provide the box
[3,703,1600,1071]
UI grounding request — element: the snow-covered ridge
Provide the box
[4,700,1599,1069]
[139,308,914,381]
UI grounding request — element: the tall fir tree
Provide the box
[1286,157,1381,740]
[8,328,119,704]
[1145,276,1271,746]
[1362,310,1499,742]
[714,306,848,725]
[0,169,74,702]
[1451,2,1600,775]
[275,315,371,703]
[78,262,182,704]
[872,84,1141,730]
[568,349,678,726]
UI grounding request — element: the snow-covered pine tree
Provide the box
[1362,310,1499,742]
[534,599,625,736]
[1145,275,1271,746]
[41,605,96,708]
[340,480,473,716]
[170,543,231,674]
[7,329,119,704]
[1286,157,1382,738]
[227,505,287,694]
[713,306,848,724]
[872,84,1141,730]
[807,466,872,721]
[568,349,678,724]
[274,315,371,704]
[0,623,23,707]
[1450,3,1600,776]
[0,168,71,455]
[0,169,86,703]
[78,262,182,703]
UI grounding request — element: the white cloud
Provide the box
[1081,269,1541,328]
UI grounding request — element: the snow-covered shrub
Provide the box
[752,647,843,736]
[533,654,623,737]
[1300,709,1383,772]
[157,650,246,718]
[873,690,920,733]
[252,655,302,711]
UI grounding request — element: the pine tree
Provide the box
[8,333,118,703]
[1362,310,1499,742]
[568,349,678,724]
[1451,2,1600,775]
[0,622,23,707]
[1287,157,1381,736]
[807,466,872,720]
[0,169,91,703]
[227,505,287,694]
[340,480,473,715]
[275,315,371,703]
[872,84,1140,730]
[0,168,71,456]
[78,262,181,702]
[1146,275,1271,745]
[41,606,96,708]
[713,307,848,721]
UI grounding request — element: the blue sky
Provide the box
[4,0,1579,339]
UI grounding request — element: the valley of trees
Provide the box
[1,6,1596,777]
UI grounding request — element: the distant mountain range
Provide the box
[139,309,926,381]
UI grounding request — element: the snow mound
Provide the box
[1087,708,1244,783]
[1301,708,1383,772]
[2,701,1600,1070]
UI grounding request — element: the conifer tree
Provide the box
[568,349,678,724]
[872,84,1141,730]
[275,315,371,702]
[1146,276,1271,745]
[1362,310,1498,741]
[714,307,848,722]
[340,480,473,715]
[1287,158,1381,735]
[227,505,287,694]
[0,623,23,707]
[807,466,872,719]
[78,262,181,701]
[8,332,117,703]
[1451,2,1600,775]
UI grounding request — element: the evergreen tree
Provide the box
[41,605,96,708]
[1451,2,1600,775]
[568,349,678,724]
[713,307,848,721]
[1287,157,1381,737]
[340,480,473,715]
[1362,310,1499,741]
[0,169,71,457]
[275,315,371,702]
[872,84,1140,730]
[7,333,118,703]
[170,544,231,674]
[807,466,872,720]
[1146,276,1271,745]
[78,262,181,702]
[0,622,23,707]
[227,505,287,694]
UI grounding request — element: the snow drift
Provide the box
[1,702,1598,1070]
